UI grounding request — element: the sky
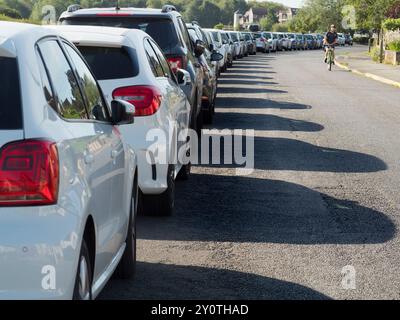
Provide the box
[251,0,305,9]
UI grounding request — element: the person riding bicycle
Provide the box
[324,24,338,63]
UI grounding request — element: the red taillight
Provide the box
[0,140,59,206]
[167,56,184,73]
[112,85,162,117]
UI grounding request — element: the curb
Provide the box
[334,59,400,89]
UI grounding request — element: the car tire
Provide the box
[115,179,138,279]
[141,165,175,216]
[73,239,92,300]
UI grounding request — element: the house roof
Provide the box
[251,7,268,16]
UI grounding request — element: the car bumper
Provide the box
[0,206,81,299]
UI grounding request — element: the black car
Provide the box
[60,4,205,132]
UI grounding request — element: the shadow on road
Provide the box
[252,137,387,173]
[218,79,278,86]
[218,86,287,95]
[100,262,331,300]
[211,113,324,132]
[217,97,311,110]
[138,175,395,244]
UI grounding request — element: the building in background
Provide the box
[278,7,298,24]
[240,7,268,28]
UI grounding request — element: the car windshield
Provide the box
[77,46,139,80]
[263,33,272,39]
[245,34,251,40]
[230,33,238,42]
[211,32,220,43]
[0,57,22,129]
[253,33,261,39]
[62,17,179,53]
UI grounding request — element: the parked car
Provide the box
[287,33,298,50]
[53,25,193,217]
[345,34,353,46]
[296,33,306,50]
[226,31,238,60]
[262,31,277,52]
[187,23,223,123]
[220,30,234,67]
[253,32,270,53]
[0,21,138,299]
[305,34,315,49]
[282,33,292,50]
[239,32,248,57]
[337,33,346,46]
[243,32,257,55]
[272,32,284,51]
[60,4,205,132]
[228,31,242,59]
[203,28,228,72]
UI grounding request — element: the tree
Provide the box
[214,22,224,29]
[259,11,278,31]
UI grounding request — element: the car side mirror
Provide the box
[210,52,224,62]
[176,68,192,86]
[111,99,135,125]
[194,40,205,57]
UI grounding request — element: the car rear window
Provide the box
[230,33,238,41]
[253,34,261,39]
[0,57,22,129]
[211,32,219,42]
[77,46,138,80]
[62,17,179,53]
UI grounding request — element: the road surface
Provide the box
[101,46,400,300]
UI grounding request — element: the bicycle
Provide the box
[325,44,335,71]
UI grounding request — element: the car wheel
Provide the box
[142,165,175,216]
[115,179,138,279]
[73,239,92,300]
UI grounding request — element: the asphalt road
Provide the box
[101,45,400,300]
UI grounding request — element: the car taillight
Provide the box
[112,85,162,116]
[167,56,184,73]
[0,140,59,206]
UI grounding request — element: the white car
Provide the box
[52,26,192,216]
[228,31,242,59]
[204,29,228,72]
[262,32,277,52]
[0,22,138,299]
[337,33,346,46]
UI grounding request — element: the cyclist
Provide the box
[324,24,338,63]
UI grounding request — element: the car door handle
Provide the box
[111,150,118,159]
[84,154,94,165]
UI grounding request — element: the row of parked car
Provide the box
[251,31,353,52]
[0,4,253,300]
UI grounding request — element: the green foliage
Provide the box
[272,22,289,32]
[259,11,279,31]
[353,36,370,44]
[214,22,224,29]
[370,46,381,61]
[383,18,400,30]
[387,40,400,50]
[0,5,22,19]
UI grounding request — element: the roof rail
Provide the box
[67,4,82,13]
[161,5,177,13]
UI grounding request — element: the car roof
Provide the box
[0,21,59,57]
[47,25,146,47]
[60,7,179,19]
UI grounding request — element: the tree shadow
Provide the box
[221,74,274,81]
[216,97,312,110]
[210,112,324,132]
[100,262,331,300]
[138,175,394,244]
